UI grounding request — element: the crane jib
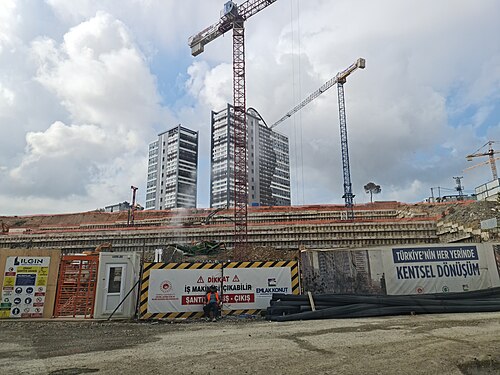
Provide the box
[269,58,365,129]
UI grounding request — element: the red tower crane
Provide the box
[188,0,278,248]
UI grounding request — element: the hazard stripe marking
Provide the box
[139,260,300,320]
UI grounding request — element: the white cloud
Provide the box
[32,11,161,131]
[1,0,499,214]
[186,60,232,110]
[0,10,164,213]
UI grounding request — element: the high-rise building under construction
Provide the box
[210,104,291,208]
[145,125,198,210]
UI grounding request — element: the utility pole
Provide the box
[430,187,442,202]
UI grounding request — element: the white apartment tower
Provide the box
[146,125,198,210]
[210,104,291,208]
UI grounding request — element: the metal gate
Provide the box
[54,255,99,318]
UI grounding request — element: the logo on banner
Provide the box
[232,275,240,282]
[197,276,204,283]
[14,257,43,266]
[442,286,449,293]
[267,278,277,286]
[160,280,173,293]
[416,286,424,294]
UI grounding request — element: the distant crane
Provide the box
[453,176,464,200]
[466,141,500,180]
[129,186,138,226]
[270,58,366,220]
[188,0,278,247]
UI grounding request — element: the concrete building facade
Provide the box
[146,125,198,210]
[210,104,291,209]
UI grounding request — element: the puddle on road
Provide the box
[458,359,500,375]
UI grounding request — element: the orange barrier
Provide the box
[53,255,99,318]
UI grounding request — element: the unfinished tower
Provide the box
[210,104,291,208]
[146,125,198,210]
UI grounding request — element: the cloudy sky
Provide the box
[1,0,499,215]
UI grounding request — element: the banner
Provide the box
[384,245,494,295]
[140,261,299,319]
[301,243,500,296]
[1,256,50,318]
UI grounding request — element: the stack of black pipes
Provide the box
[266,287,500,322]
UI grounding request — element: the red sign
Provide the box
[181,295,206,305]
[181,293,255,305]
[222,293,254,304]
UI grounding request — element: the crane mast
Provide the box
[188,0,277,248]
[337,80,354,219]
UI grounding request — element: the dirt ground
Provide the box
[1,312,499,375]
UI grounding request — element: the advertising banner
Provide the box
[301,243,500,296]
[384,245,494,295]
[1,256,51,318]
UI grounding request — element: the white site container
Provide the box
[94,252,141,319]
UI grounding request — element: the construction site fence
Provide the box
[139,260,300,320]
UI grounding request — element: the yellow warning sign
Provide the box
[38,267,49,276]
[16,266,40,274]
[2,276,15,288]
[36,276,47,287]
[0,309,10,319]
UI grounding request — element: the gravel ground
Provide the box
[0,312,499,375]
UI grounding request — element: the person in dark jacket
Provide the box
[203,285,220,321]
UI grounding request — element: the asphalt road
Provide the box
[0,312,499,375]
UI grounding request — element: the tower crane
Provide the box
[466,141,500,180]
[188,0,278,248]
[270,58,365,220]
[270,58,365,129]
